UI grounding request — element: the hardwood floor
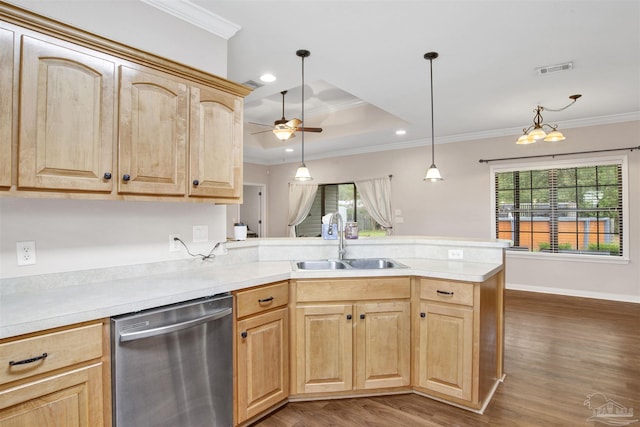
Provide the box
[252,290,640,427]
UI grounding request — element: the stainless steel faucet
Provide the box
[328,212,346,260]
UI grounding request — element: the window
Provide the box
[296,183,384,237]
[493,158,626,257]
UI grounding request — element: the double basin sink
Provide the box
[294,258,408,270]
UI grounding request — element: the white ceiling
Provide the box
[196,1,639,165]
[12,0,639,166]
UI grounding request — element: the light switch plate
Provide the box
[193,225,209,243]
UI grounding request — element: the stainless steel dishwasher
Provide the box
[111,293,233,427]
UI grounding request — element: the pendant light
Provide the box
[423,51,443,182]
[294,49,312,181]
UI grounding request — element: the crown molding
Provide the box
[140,0,240,40]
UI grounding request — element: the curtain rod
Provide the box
[479,146,640,164]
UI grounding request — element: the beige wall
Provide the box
[263,121,640,302]
[4,0,228,77]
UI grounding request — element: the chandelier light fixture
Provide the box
[423,51,443,182]
[294,49,313,181]
[516,94,582,145]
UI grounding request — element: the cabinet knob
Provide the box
[103,172,112,180]
[420,312,426,318]
[241,331,247,339]
[193,179,199,186]
[346,314,352,320]
[360,314,365,320]
[122,174,131,182]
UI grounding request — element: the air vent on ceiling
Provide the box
[536,62,573,76]
[243,79,264,90]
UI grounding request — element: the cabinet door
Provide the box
[18,36,115,192]
[355,301,410,389]
[118,65,187,195]
[295,304,353,394]
[0,27,13,188]
[236,308,289,423]
[417,301,473,401]
[0,363,104,427]
[189,85,242,199]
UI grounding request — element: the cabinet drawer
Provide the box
[420,278,475,306]
[236,281,289,318]
[0,323,103,386]
[296,277,411,302]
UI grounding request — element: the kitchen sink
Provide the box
[294,258,408,270]
[343,258,407,269]
[295,260,350,270]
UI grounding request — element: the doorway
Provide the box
[227,183,266,239]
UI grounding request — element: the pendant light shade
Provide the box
[294,164,312,181]
[423,52,443,182]
[294,49,312,181]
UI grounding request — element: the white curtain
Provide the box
[287,183,319,237]
[355,176,393,235]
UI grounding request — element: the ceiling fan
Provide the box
[250,90,323,141]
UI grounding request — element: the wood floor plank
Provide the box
[252,290,639,426]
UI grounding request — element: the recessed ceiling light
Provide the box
[284,148,294,152]
[395,129,406,135]
[260,73,276,83]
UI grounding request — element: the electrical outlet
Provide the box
[169,234,181,252]
[17,241,36,266]
[448,249,464,260]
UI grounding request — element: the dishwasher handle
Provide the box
[119,307,232,342]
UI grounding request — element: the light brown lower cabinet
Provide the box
[413,275,504,410]
[0,321,111,427]
[234,282,289,425]
[291,277,412,397]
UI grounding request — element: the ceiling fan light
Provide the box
[273,126,295,141]
[528,127,547,140]
[294,164,313,181]
[516,134,536,145]
[544,130,565,142]
[424,164,443,181]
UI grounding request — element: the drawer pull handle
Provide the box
[9,352,48,366]
[258,296,274,303]
[437,290,454,296]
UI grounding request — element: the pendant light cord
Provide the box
[429,56,435,164]
[301,54,305,164]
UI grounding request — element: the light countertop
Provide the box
[1,257,502,339]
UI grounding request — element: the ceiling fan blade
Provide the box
[250,129,274,135]
[249,121,273,128]
[286,118,302,128]
[295,127,323,133]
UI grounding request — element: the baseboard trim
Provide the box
[506,283,640,303]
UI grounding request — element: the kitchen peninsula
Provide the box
[1,236,509,426]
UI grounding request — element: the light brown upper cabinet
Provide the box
[0,2,251,202]
[189,85,243,200]
[18,35,115,192]
[0,27,13,188]
[118,65,188,196]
